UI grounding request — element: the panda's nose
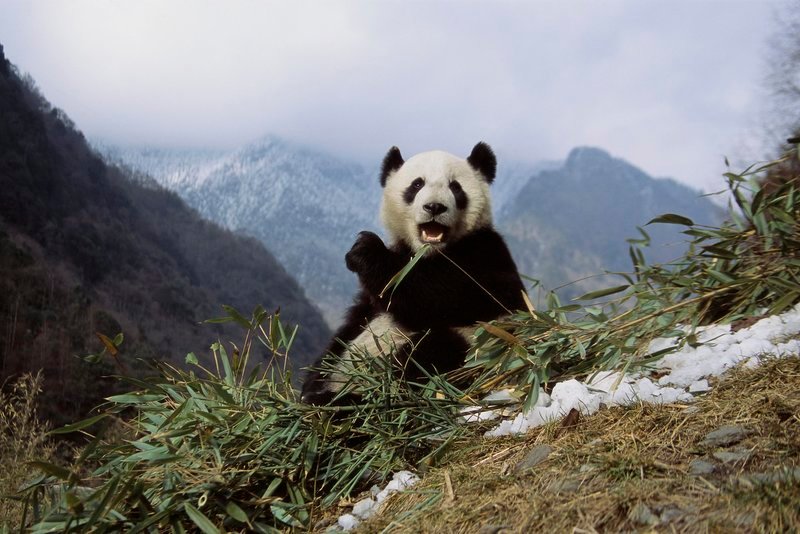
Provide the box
[423,203,447,216]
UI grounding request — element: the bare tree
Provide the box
[763,0,800,153]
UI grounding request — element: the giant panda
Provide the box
[301,142,526,404]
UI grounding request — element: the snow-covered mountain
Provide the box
[101,137,380,326]
[98,144,228,189]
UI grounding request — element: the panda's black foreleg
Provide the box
[345,231,405,298]
[300,369,337,405]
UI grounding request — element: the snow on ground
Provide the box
[335,471,420,531]
[486,303,800,437]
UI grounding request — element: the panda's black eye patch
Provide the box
[403,178,425,204]
[449,180,468,210]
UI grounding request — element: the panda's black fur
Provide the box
[301,142,525,404]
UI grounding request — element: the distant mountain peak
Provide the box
[563,146,660,188]
[565,146,613,168]
[239,134,285,152]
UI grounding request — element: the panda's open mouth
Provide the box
[419,222,449,244]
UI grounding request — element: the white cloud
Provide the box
[0,0,778,191]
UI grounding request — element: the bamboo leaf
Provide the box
[205,316,233,324]
[222,305,252,329]
[219,343,234,385]
[478,322,520,345]
[521,290,536,314]
[106,393,163,404]
[646,213,695,226]
[705,269,735,284]
[184,503,220,534]
[379,244,431,299]
[701,244,737,259]
[225,502,250,524]
[49,414,106,435]
[574,285,629,301]
[122,449,181,464]
[768,291,799,315]
[575,339,587,359]
[96,332,118,356]
[270,503,303,527]
[26,461,71,481]
[522,374,541,413]
[750,188,765,214]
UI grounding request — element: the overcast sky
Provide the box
[0,0,782,191]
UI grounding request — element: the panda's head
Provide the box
[379,142,497,252]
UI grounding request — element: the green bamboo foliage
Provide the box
[18,308,464,532]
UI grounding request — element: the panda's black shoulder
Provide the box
[449,226,526,309]
[449,226,517,264]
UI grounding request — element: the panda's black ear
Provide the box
[380,146,404,187]
[467,142,497,184]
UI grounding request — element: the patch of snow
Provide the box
[689,379,710,393]
[459,407,501,423]
[333,470,420,531]
[486,304,800,437]
[336,514,360,531]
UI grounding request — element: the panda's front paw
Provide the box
[345,231,386,273]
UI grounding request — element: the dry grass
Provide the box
[340,356,800,533]
[0,372,56,528]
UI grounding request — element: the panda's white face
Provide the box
[380,146,494,252]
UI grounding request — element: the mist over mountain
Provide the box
[0,45,329,423]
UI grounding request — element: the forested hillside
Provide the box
[0,45,330,425]
[100,138,378,326]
